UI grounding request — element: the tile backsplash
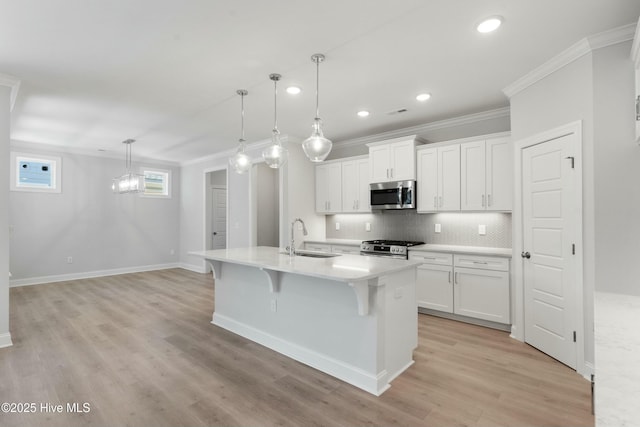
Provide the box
[325,211,512,248]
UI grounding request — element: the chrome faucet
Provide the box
[289,218,308,256]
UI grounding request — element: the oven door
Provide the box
[370,180,416,209]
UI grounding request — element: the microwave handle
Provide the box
[398,183,403,207]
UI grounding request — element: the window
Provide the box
[10,152,62,193]
[142,169,171,197]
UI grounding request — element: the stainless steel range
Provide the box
[360,240,425,259]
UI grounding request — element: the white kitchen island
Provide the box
[190,246,421,396]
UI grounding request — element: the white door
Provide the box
[416,265,453,313]
[522,134,577,368]
[211,187,227,249]
[369,145,390,183]
[389,139,415,181]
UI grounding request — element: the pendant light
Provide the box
[112,139,145,193]
[229,89,252,174]
[262,73,288,168]
[302,54,332,162]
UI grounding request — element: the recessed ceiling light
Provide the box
[286,86,301,95]
[416,93,431,102]
[477,16,503,33]
[357,110,370,118]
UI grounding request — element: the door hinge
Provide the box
[573,331,577,342]
[572,244,576,255]
[565,156,575,169]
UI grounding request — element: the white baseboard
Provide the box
[212,313,390,396]
[9,263,182,287]
[179,263,208,274]
[583,361,595,380]
[0,332,13,348]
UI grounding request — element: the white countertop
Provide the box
[304,238,363,246]
[189,246,421,283]
[595,291,640,427]
[410,244,512,258]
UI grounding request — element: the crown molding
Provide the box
[333,107,510,149]
[0,73,21,112]
[504,23,637,98]
[631,19,640,69]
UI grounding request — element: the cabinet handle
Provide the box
[482,194,485,207]
[434,196,437,208]
[386,168,389,178]
[487,194,492,207]
[636,95,640,121]
[454,272,458,284]
[439,196,443,208]
[390,168,394,178]
[472,261,488,265]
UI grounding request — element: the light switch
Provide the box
[365,222,371,232]
[435,223,441,233]
[335,222,340,231]
[478,224,486,235]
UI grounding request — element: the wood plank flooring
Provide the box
[0,269,593,427]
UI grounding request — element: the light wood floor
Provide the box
[0,269,593,427]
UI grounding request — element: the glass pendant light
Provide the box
[302,54,332,162]
[262,73,288,168]
[112,139,145,194]
[229,89,252,174]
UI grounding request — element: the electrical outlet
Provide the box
[67,256,73,264]
[478,224,486,235]
[270,299,277,313]
[365,222,371,232]
[335,222,340,231]
[435,223,441,233]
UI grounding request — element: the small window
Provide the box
[10,152,62,193]
[142,169,171,198]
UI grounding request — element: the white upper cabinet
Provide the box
[315,162,342,213]
[341,157,370,213]
[460,135,512,211]
[367,135,423,183]
[417,144,460,212]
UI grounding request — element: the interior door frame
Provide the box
[202,166,229,273]
[512,120,586,377]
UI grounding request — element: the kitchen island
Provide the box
[189,246,421,395]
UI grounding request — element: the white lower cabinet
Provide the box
[409,251,510,325]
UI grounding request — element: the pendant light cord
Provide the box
[240,91,245,142]
[315,57,320,120]
[273,78,278,133]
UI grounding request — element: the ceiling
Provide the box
[2,0,639,164]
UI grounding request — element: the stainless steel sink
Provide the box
[281,250,341,258]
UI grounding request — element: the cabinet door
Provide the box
[327,162,342,213]
[460,140,486,210]
[486,136,512,211]
[417,148,438,212]
[416,264,454,313]
[315,164,329,213]
[369,145,390,183]
[356,158,370,212]
[390,139,416,181]
[438,145,460,211]
[454,267,510,324]
[341,160,357,212]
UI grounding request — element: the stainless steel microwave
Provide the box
[370,180,416,210]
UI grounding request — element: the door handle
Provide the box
[521,251,531,259]
[213,232,218,236]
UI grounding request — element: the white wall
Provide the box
[8,144,181,283]
[509,41,638,371]
[592,41,640,296]
[0,86,10,346]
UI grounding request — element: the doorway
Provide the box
[206,169,227,250]
[513,121,585,374]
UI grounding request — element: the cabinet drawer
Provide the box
[331,244,361,255]
[454,254,508,271]
[409,251,453,266]
[304,243,331,253]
